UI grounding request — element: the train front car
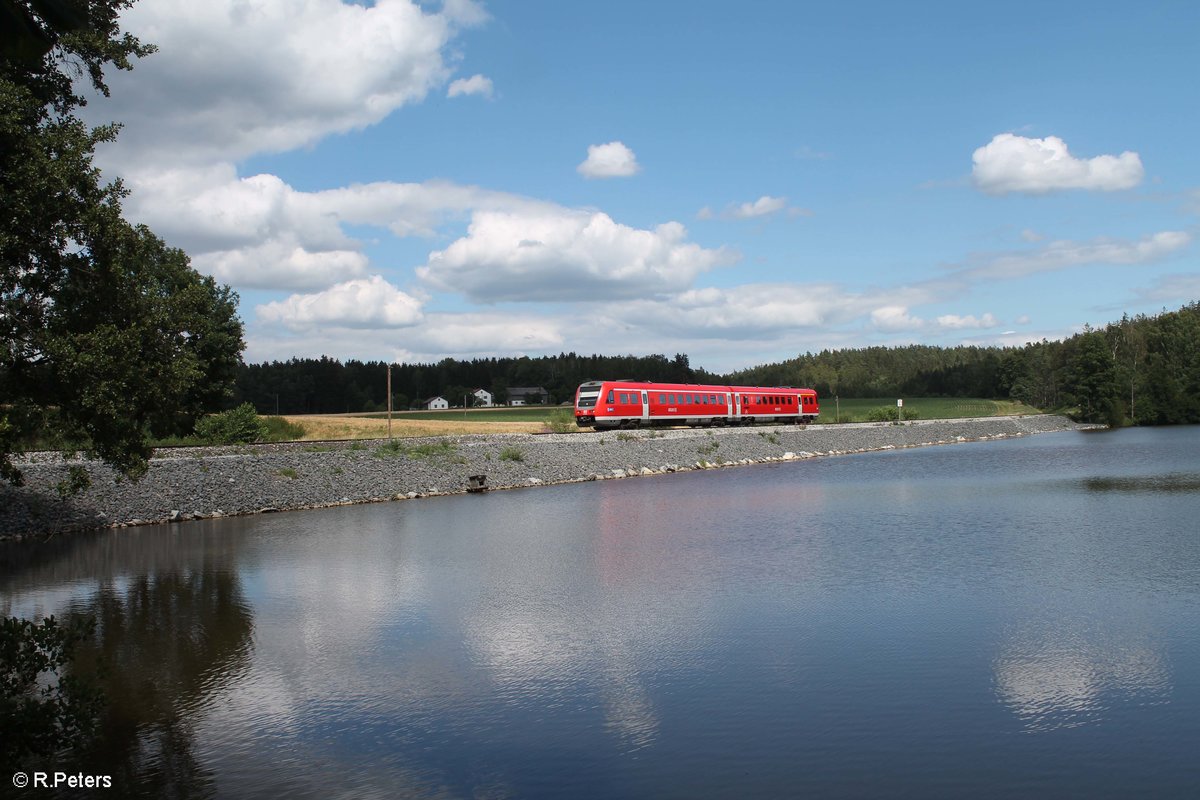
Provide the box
[574,380,604,427]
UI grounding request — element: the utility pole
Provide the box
[387,364,393,441]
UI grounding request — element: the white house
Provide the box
[423,396,449,410]
[472,388,494,407]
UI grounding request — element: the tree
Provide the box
[1066,330,1118,423]
[2,0,244,485]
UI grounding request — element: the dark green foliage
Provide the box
[1065,331,1117,423]
[2,0,244,486]
[233,352,714,415]
[1,615,103,773]
[260,415,306,442]
[193,403,268,445]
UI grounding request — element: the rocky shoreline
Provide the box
[1,415,1088,539]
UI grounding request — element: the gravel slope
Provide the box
[1,415,1087,539]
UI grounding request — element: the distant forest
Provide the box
[234,302,1200,425]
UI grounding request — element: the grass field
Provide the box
[315,398,1043,435]
[816,397,1041,423]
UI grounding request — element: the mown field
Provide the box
[354,407,566,423]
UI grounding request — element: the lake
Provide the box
[3,426,1199,798]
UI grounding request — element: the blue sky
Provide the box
[85,0,1199,372]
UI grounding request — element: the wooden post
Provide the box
[387,364,393,441]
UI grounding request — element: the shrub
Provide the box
[373,439,461,460]
[261,416,306,441]
[865,406,900,422]
[499,446,525,462]
[544,409,577,433]
[194,403,269,444]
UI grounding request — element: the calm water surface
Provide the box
[3,427,1200,798]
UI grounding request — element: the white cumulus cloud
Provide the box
[700,195,810,221]
[871,305,925,332]
[196,239,369,292]
[577,141,641,179]
[972,133,1144,195]
[935,313,999,330]
[257,276,424,330]
[730,196,789,219]
[87,0,485,170]
[447,74,494,99]
[417,209,735,302]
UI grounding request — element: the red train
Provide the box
[574,379,819,429]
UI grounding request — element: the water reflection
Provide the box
[1081,472,1200,493]
[993,612,1170,733]
[1,525,253,797]
[1,427,1198,797]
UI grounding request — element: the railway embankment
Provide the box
[1,415,1088,539]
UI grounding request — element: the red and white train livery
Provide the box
[574,380,819,429]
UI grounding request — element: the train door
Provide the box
[732,393,741,422]
[641,391,649,424]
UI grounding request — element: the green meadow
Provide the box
[816,397,1041,423]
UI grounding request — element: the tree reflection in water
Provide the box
[69,569,252,798]
[3,526,253,798]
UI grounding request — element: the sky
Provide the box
[81,0,1200,373]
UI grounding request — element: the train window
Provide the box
[606,391,614,403]
[659,394,666,404]
[685,394,692,403]
[618,392,627,404]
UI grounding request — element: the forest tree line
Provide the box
[234,353,716,415]
[235,302,1200,425]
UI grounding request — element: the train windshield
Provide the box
[576,382,602,409]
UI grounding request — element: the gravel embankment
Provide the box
[1,415,1087,539]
